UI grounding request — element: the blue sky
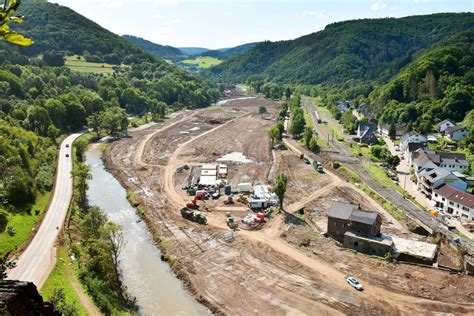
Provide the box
[50,0,473,49]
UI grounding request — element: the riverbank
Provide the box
[87,144,208,315]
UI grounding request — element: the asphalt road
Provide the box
[8,132,84,288]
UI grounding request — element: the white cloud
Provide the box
[371,0,388,12]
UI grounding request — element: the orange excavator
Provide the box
[186,192,206,209]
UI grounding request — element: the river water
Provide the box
[85,145,207,315]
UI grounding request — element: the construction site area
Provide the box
[104,97,473,315]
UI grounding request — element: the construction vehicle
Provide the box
[180,208,207,225]
[303,157,310,164]
[223,196,234,205]
[313,160,324,173]
[186,192,206,209]
[237,195,248,204]
[226,212,238,230]
[185,186,196,196]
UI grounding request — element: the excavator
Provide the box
[186,192,207,209]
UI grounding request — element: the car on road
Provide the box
[346,277,363,291]
[65,154,69,158]
[66,144,70,148]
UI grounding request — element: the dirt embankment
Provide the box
[103,98,474,315]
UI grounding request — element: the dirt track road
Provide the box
[8,133,83,288]
[103,99,474,315]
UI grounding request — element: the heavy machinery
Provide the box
[237,195,248,204]
[312,160,324,173]
[223,196,234,205]
[180,208,207,225]
[186,192,207,209]
[226,212,238,230]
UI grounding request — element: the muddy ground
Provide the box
[104,98,474,315]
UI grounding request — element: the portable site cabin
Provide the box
[218,164,228,177]
[237,183,252,193]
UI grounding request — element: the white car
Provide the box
[346,277,363,291]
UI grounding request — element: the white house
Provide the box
[400,132,427,153]
[437,119,456,134]
[445,125,468,142]
[412,149,469,173]
[433,184,474,220]
[417,167,467,197]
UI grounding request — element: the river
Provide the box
[85,144,208,315]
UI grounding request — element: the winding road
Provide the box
[8,132,83,288]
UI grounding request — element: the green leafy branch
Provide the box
[0,0,32,46]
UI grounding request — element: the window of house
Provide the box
[435,193,438,197]
[449,201,454,205]
[442,198,445,201]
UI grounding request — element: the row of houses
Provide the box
[401,132,473,220]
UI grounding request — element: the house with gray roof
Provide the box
[445,125,468,142]
[327,201,382,241]
[437,119,456,134]
[412,149,469,173]
[417,167,467,198]
[400,132,427,154]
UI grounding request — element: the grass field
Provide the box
[41,246,88,315]
[181,56,223,68]
[65,56,115,74]
[0,191,51,257]
[362,162,405,195]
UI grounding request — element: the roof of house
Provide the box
[407,142,426,153]
[401,131,419,144]
[423,167,452,182]
[328,201,379,225]
[434,184,474,209]
[437,119,455,128]
[445,125,466,134]
[414,149,468,168]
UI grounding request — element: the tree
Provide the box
[0,252,16,280]
[43,51,65,67]
[49,288,79,316]
[87,113,102,139]
[101,106,129,138]
[71,162,91,206]
[285,87,291,99]
[0,0,33,46]
[258,106,267,115]
[101,222,126,288]
[388,123,396,140]
[273,173,288,210]
[74,137,89,162]
[25,106,52,136]
[289,112,305,139]
[303,127,312,148]
[309,134,319,152]
[386,154,401,170]
[150,101,166,121]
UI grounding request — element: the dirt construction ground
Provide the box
[104,98,474,315]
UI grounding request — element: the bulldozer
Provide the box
[223,196,234,205]
[237,195,248,204]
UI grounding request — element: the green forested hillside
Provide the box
[0,0,218,260]
[12,0,155,64]
[122,35,185,60]
[369,29,473,134]
[209,13,474,85]
[200,42,260,60]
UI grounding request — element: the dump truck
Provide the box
[226,212,238,230]
[180,207,207,225]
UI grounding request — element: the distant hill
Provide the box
[200,42,260,59]
[209,13,474,85]
[122,35,184,59]
[12,0,156,64]
[178,47,210,55]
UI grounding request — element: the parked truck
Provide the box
[312,160,324,173]
[180,207,207,225]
